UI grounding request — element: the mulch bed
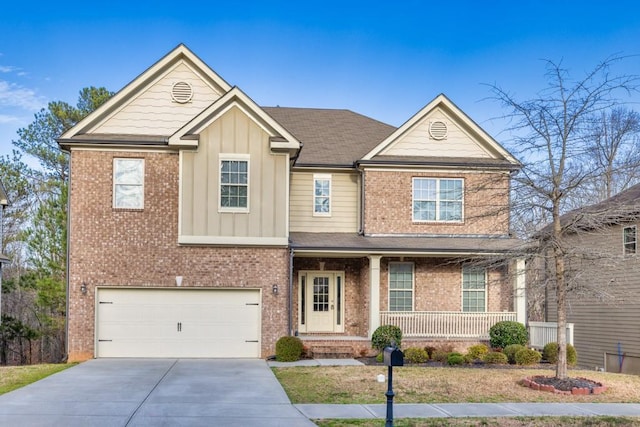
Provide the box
[523,375,607,395]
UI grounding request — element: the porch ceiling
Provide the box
[289,232,522,257]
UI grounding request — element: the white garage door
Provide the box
[96,288,261,358]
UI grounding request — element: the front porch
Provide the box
[299,311,517,357]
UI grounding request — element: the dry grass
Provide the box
[273,366,640,404]
[0,364,73,395]
[315,417,640,426]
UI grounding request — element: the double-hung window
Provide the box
[313,174,331,216]
[113,158,144,209]
[219,154,249,212]
[412,178,463,222]
[462,266,486,312]
[389,263,413,311]
[623,225,636,255]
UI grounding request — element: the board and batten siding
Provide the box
[93,62,223,136]
[381,109,492,158]
[180,106,288,243]
[544,222,640,371]
[289,171,359,233]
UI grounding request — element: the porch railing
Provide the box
[528,321,574,349]
[379,311,517,339]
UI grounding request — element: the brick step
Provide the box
[308,344,355,358]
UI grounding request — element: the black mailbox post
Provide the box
[383,345,403,426]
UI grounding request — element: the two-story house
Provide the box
[541,183,640,373]
[59,45,524,361]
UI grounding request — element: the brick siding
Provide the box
[68,150,289,361]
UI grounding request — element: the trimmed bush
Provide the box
[503,344,526,364]
[489,321,528,349]
[404,347,429,363]
[275,336,304,362]
[376,352,384,363]
[432,350,449,363]
[447,352,465,366]
[371,325,403,351]
[543,342,578,366]
[483,351,508,365]
[465,344,489,362]
[514,348,542,366]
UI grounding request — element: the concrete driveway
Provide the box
[0,359,315,426]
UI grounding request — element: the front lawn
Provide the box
[0,364,74,395]
[272,366,640,404]
[314,417,640,426]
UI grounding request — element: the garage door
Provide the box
[96,288,261,358]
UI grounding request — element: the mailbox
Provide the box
[383,346,404,367]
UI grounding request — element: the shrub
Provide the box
[275,336,304,362]
[424,346,437,359]
[543,342,578,366]
[514,348,542,366]
[431,350,449,363]
[465,344,489,362]
[489,321,528,349]
[483,351,508,365]
[404,347,429,363]
[503,344,526,364]
[447,352,465,366]
[371,325,403,351]
[376,352,384,363]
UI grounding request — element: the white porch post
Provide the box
[513,258,526,324]
[368,255,382,338]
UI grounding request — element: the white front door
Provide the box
[300,271,344,333]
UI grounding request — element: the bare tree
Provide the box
[491,56,639,379]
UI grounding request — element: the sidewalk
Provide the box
[269,359,640,420]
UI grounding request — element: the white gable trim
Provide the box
[60,44,232,140]
[168,86,300,151]
[361,94,518,164]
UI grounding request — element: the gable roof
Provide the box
[169,87,300,152]
[549,183,640,235]
[60,44,232,143]
[263,107,395,166]
[362,94,519,166]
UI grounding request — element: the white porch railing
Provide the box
[379,311,517,339]
[528,321,574,349]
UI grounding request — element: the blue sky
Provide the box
[2,1,640,158]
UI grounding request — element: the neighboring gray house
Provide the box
[543,183,640,373]
[0,181,9,323]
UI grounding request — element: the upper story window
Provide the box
[113,158,144,209]
[462,266,486,312]
[219,154,249,212]
[389,262,413,311]
[313,174,331,216]
[623,225,636,255]
[412,178,463,222]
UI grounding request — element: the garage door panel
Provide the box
[96,289,261,358]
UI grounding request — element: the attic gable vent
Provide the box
[171,82,193,104]
[429,120,448,140]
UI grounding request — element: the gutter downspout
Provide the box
[289,248,294,336]
[357,163,365,235]
[63,148,71,362]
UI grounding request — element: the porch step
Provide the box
[308,344,355,359]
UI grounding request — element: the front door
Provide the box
[299,271,344,333]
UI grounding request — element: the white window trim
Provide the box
[623,225,637,256]
[113,158,144,209]
[388,262,414,312]
[412,177,464,223]
[461,266,487,313]
[313,173,332,217]
[218,153,250,213]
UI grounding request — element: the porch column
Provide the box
[513,258,526,324]
[368,255,382,338]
